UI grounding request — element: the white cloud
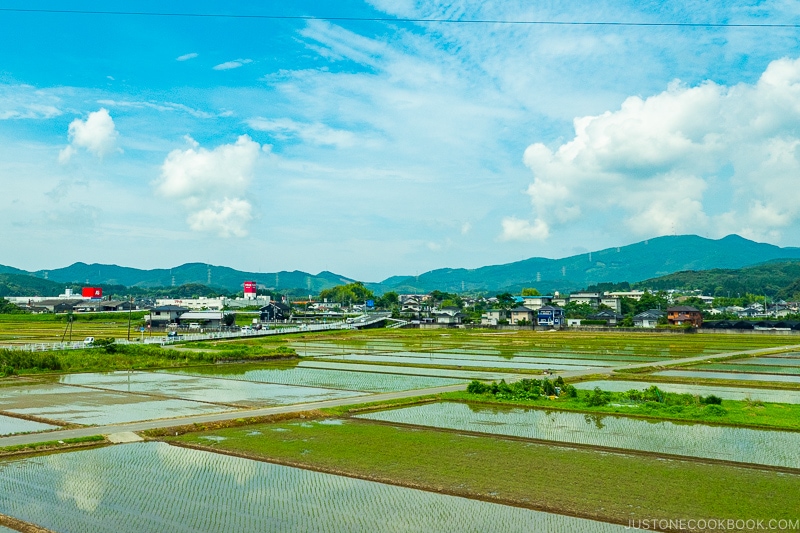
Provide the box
[500,217,549,241]
[176,53,198,61]
[461,222,472,235]
[96,99,215,119]
[247,117,357,148]
[213,59,253,71]
[511,56,800,242]
[156,135,261,237]
[58,108,120,162]
[0,84,62,120]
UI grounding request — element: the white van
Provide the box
[188,323,200,330]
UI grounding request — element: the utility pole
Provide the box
[127,295,133,341]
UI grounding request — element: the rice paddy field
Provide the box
[356,401,800,469]
[0,442,628,533]
[2,327,800,532]
[0,313,151,346]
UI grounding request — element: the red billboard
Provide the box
[82,287,103,299]
[244,281,257,295]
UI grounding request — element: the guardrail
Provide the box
[0,322,354,352]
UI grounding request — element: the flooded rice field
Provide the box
[655,370,800,383]
[356,402,800,469]
[573,380,800,404]
[160,366,466,393]
[0,414,59,436]
[58,372,366,408]
[0,442,628,533]
[297,360,518,380]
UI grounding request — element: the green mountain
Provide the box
[4,263,359,295]
[381,235,800,294]
[0,273,68,298]
[3,234,800,296]
[636,259,800,300]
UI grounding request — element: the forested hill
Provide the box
[636,260,800,300]
[381,235,800,294]
[0,263,360,294]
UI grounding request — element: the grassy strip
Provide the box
[0,435,105,457]
[167,416,800,529]
[443,390,800,431]
[0,344,297,376]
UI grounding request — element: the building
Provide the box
[606,290,645,301]
[569,292,601,306]
[147,305,189,326]
[260,301,291,321]
[667,306,703,327]
[520,295,553,310]
[178,311,226,329]
[537,305,565,327]
[509,306,536,325]
[480,309,508,326]
[633,309,665,328]
[587,310,624,326]
[432,307,464,325]
[155,298,225,311]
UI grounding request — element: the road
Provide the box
[1,343,796,448]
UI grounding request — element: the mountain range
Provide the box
[2,234,800,296]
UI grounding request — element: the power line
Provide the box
[0,7,799,29]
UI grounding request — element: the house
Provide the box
[667,306,703,327]
[587,310,624,326]
[537,305,565,327]
[521,295,553,310]
[260,301,291,321]
[147,305,189,326]
[432,307,464,325]
[178,311,226,329]
[33,299,83,313]
[98,300,136,312]
[633,309,665,328]
[155,298,225,311]
[481,309,508,326]
[510,306,536,325]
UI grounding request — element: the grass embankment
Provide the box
[168,416,800,530]
[607,371,800,391]
[0,435,105,458]
[0,343,297,376]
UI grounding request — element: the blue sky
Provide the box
[3,1,800,282]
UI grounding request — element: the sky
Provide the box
[3,1,800,282]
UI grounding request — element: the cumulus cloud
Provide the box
[58,108,119,162]
[507,57,800,242]
[176,52,198,61]
[213,59,252,71]
[156,135,261,237]
[248,117,357,148]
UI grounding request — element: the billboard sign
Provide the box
[244,281,257,294]
[366,299,375,308]
[82,287,103,299]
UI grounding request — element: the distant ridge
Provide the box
[379,234,800,294]
[2,234,799,295]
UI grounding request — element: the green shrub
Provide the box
[702,404,728,417]
[701,394,723,405]
[586,387,610,407]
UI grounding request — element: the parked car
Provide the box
[83,336,95,346]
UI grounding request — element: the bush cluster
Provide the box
[466,376,577,400]
[0,349,62,372]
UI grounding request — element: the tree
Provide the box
[319,282,375,306]
[495,293,516,310]
[521,288,540,296]
[377,291,399,309]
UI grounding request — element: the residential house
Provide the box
[481,309,509,326]
[178,311,226,329]
[432,307,464,325]
[587,310,624,326]
[147,305,189,326]
[510,306,536,325]
[633,309,665,328]
[260,302,291,321]
[537,305,565,327]
[667,306,703,327]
